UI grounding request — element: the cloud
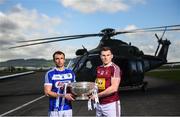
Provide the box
[0,4,63,62]
[124,24,137,30]
[0,3,98,62]
[166,34,180,62]
[129,0,146,5]
[120,24,154,41]
[60,0,144,13]
[59,0,146,13]
[0,0,5,4]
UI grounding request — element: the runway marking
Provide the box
[0,71,34,80]
[0,95,46,116]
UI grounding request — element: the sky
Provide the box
[0,0,180,62]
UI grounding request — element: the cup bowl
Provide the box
[69,82,95,100]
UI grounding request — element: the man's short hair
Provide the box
[100,47,112,54]
[53,51,65,61]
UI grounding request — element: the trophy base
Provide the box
[75,96,89,100]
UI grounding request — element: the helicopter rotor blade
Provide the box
[11,28,180,49]
[115,27,180,35]
[10,24,180,49]
[154,33,161,56]
[160,27,167,39]
[115,24,180,35]
[18,24,180,43]
[9,35,101,49]
[131,24,180,31]
[18,33,101,43]
[137,28,180,33]
[155,33,160,40]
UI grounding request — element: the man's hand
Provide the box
[64,93,75,101]
[89,95,96,101]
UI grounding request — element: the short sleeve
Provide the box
[44,72,52,86]
[112,64,121,79]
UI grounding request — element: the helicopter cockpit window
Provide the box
[67,59,75,70]
[67,54,88,72]
[67,57,81,71]
[129,60,143,74]
[130,61,137,72]
[137,61,143,73]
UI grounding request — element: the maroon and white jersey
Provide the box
[96,62,121,104]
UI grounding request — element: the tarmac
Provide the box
[0,71,180,116]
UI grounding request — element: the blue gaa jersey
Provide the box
[44,67,76,111]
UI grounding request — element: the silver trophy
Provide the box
[69,82,95,100]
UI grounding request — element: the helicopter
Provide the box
[10,24,180,91]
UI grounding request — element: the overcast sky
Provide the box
[0,0,180,62]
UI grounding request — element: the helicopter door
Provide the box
[128,60,144,85]
[137,60,144,81]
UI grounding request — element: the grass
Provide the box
[145,69,180,81]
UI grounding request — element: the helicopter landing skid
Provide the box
[141,81,148,92]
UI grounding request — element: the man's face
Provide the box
[100,50,113,65]
[54,54,65,68]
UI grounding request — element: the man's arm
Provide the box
[98,77,120,98]
[44,85,64,98]
[44,85,75,101]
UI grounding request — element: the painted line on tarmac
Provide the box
[0,95,46,116]
[0,71,35,80]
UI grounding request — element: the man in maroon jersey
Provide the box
[91,46,121,117]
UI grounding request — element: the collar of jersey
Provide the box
[54,67,65,71]
[103,62,113,67]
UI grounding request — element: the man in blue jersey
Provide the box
[44,51,76,117]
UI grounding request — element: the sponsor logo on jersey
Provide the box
[52,73,72,80]
[55,81,64,88]
[96,78,106,90]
